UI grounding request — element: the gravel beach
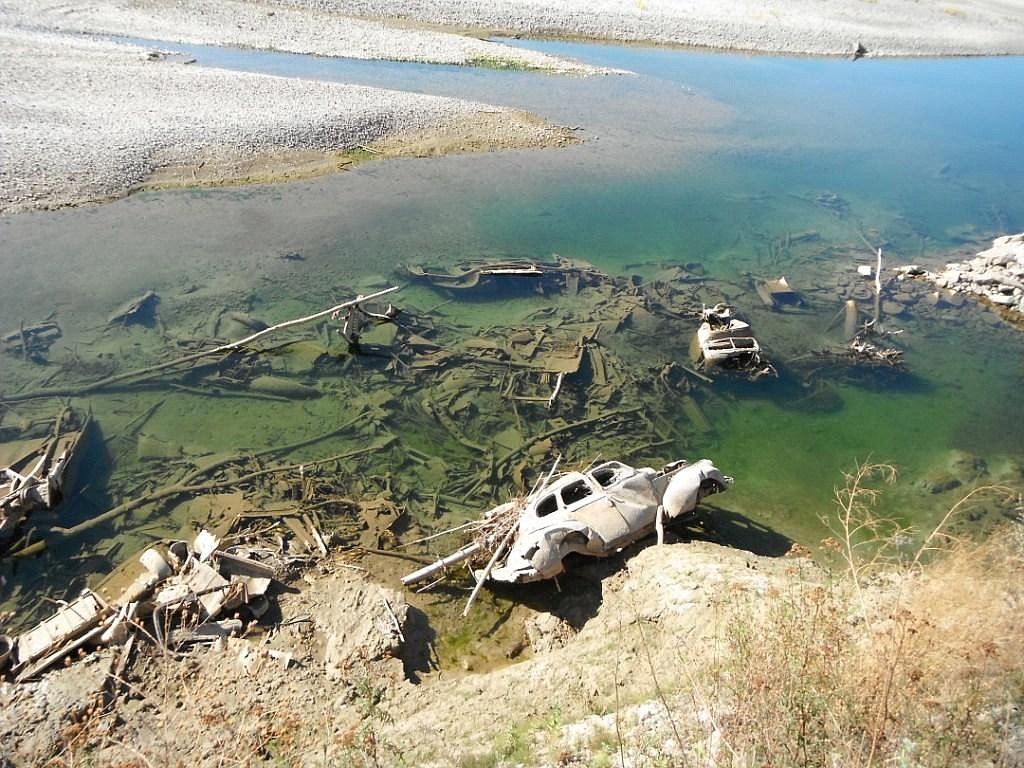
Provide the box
[3,0,1024,213]
[299,0,1024,57]
[0,0,613,73]
[0,27,574,213]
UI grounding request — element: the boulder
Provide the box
[314,573,408,680]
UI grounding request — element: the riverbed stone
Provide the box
[882,300,905,316]
[920,471,962,494]
[946,292,966,308]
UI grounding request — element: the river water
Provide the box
[1,38,1022,625]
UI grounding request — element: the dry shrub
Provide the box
[716,576,857,767]
[709,468,1023,767]
[885,530,1024,766]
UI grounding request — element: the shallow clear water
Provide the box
[2,38,1023,624]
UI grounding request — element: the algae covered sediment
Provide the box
[133,109,580,197]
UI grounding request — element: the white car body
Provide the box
[485,458,732,583]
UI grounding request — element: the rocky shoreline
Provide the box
[923,233,1024,318]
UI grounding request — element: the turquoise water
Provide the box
[1,39,1023,621]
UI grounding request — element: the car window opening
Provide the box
[535,494,559,517]
[560,480,593,507]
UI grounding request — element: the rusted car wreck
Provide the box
[694,303,777,379]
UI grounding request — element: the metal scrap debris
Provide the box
[694,303,777,379]
[1,408,89,544]
[404,255,607,295]
[5,513,325,682]
[108,290,159,326]
[2,321,62,362]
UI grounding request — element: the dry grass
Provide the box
[699,465,1024,768]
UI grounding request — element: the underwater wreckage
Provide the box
[1,408,89,545]
[402,457,732,590]
[403,254,607,296]
[693,303,777,380]
[755,275,808,313]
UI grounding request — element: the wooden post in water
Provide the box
[872,248,883,328]
[843,300,859,340]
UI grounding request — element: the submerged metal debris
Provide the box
[2,321,62,362]
[756,275,807,312]
[0,408,89,544]
[108,290,159,326]
[694,303,777,379]
[404,255,607,296]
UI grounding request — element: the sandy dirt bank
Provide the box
[0,541,804,766]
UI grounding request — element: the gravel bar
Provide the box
[0,27,571,213]
[292,0,1024,57]
[4,0,1024,214]
[0,0,615,73]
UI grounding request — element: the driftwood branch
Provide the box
[2,286,400,404]
[461,524,516,618]
[462,455,560,615]
[494,406,640,474]
[873,248,883,327]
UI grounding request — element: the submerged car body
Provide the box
[696,303,761,364]
[484,458,732,584]
[694,303,777,379]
